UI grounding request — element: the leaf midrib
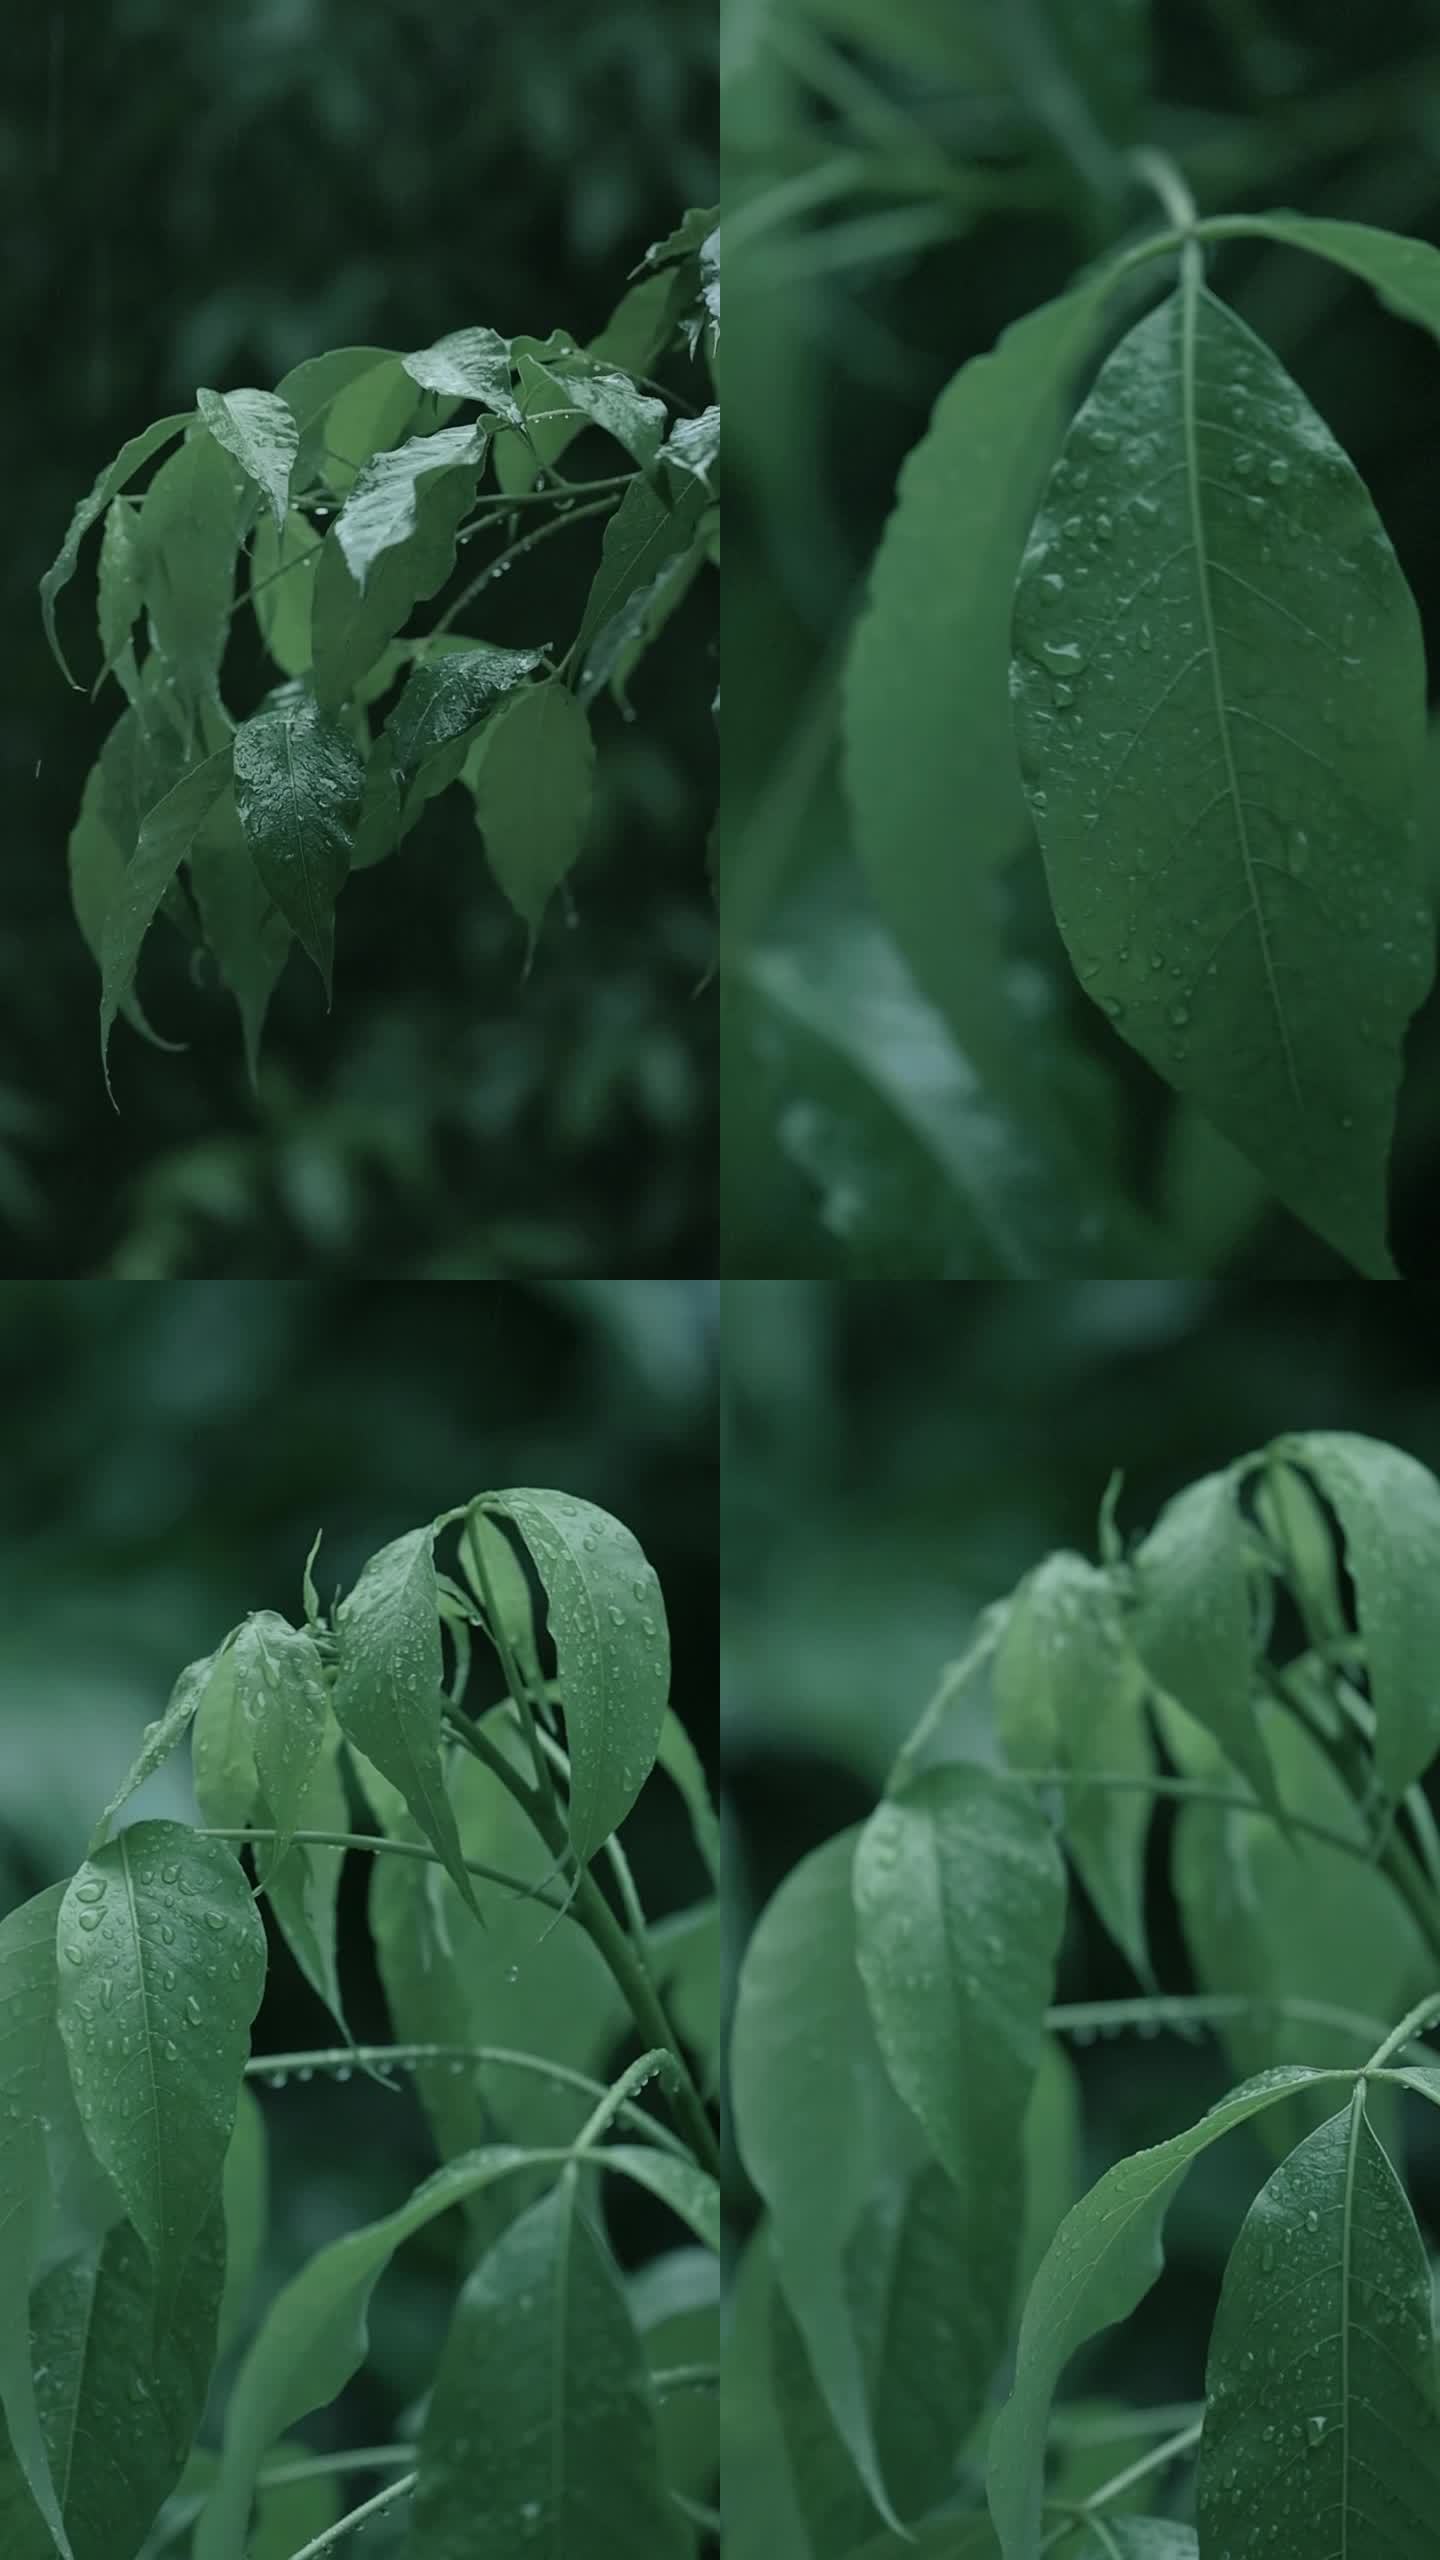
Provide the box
[1179,249,1303,1111]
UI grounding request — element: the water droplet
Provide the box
[1138,623,1152,653]
[1267,458,1290,486]
[161,1864,179,1886]
[607,1604,624,1627]
[1038,571,1065,602]
[203,1910,226,1934]
[1304,2208,1319,2232]
[266,2071,289,2091]
[64,1946,84,1968]
[1149,952,1164,971]
[75,1879,107,1905]
[1234,451,1255,478]
[185,1996,203,2026]
[77,1911,102,1934]
[1288,830,1310,875]
[506,1965,520,1985]
[1102,997,1124,1020]
[165,2039,179,2060]
[100,1980,114,2010]
[1306,2413,1328,2446]
[1039,638,1087,675]
[1168,1002,1190,1028]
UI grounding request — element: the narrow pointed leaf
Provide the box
[54,1820,267,2342]
[409,2168,687,2560]
[40,411,193,686]
[1232,211,1440,342]
[985,2065,1357,2560]
[468,681,595,942]
[1012,270,1432,1278]
[189,1645,252,1830]
[331,1525,482,1921]
[262,1714,353,2046]
[0,1884,73,2560]
[403,326,522,425]
[89,1643,238,1851]
[1129,1467,1279,1815]
[188,790,292,1088]
[656,1710,720,1887]
[573,472,705,666]
[334,426,486,591]
[233,695,364,996]
[140,431,246,714]
[66,764,180,1051]
[480,1490,669,1862]
[98,748,233,1087]
[197,388,299,531]
[219,2083,268,2357]
[1280,1428,1440,1798]
[231,1611,330,1881]
[95,497,145,698]
[1197,2091,1440,2555]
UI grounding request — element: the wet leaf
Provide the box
[403,325,522,425]
[467,680,596,943]
[249,509,321,676]
[98,749,233,1089]
[89,1645,239,1851]
[383,641,545,806]
[231,1612,331,1882]
[187,790,293,1089]
[1130,1466,1279,1814]
[332,1525,482,1921]
[39,410,193,687]
[1280,1428,1440,1798]
[197,388,299,531]
[233,695,364,997]
[310,460,474,709]
[514,349,667,467]
[573,472,706,667]
[139,431,246,718]
[0,1884,73,2559]
[333,425,487,591]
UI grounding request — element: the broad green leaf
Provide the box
[722,2233,810,2560]
[1016,2036,1082,2310]
[1197,2091,1440,2554]
[310,460,474,709]
[189,1645,251,1830]
[836,2525,1002,2560]
[248,2452,341,2560]
[479,1490,669,1863]
[231,1612,330,1881]
[188,790,292,1088]
[468,681,595,944]
[408,2168,686,2560]
[233,695,364,996]
[40,410,193,686]
[403,325,522,425]
[573,472,706,667]
[650,1899,720,2098]
[95,497,145,698]
[995,1553,1153,1981]
[985,2064,1357,2560]
[262,1713,352,2046]
[1129,1467,1279,1814]
[54,1820,267,2344]
[383,641,545,802]
[1011,271,1431,1279]
[219,2083,268,2356]
[249,508,321,675]
[0,1884,73,2559]
[514,349,667,467]
[1279,1428,1440,1798]
[1172,1706,1429,2155]
[331,1525,482,1921]
[0,2205,223,2560]
[66,764,178,1051]
[316,353,422,495]
[98,749,233,1090]
[197,388,299,531]
[457,1507,544,1693]
[844,270,1116,1045]
[1230,212,1440,344]
[334,425,486,591]
[95,668,188,857]
[274,346,403,490]
[89,1644,239,1851]
[139,431,246,720]
[656,1711,720,1886]
[579,531,706,712]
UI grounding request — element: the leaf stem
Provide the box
[1362,1993,1440,2075]
[196,1823,564,1907]
[1128,145,1197,234]
[284,2472,415,2560]
[1002,1765,1378,1867]
[241,2040,697,2156]
[432,491,621,635]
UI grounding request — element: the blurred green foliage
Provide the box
[725,0,1440,1275]
[2,0,716,1273]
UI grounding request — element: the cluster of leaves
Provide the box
[42,211,718,1098]
[724,0,1440,1278]
[728,1427,1440,2556]
[0,1485,720,2558]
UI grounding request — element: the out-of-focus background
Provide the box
[725,0,1440,1276]
[0,1277,718,2541]
[1,0,716,1275]
[723,1279,1440,2460]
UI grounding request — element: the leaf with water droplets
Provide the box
[1012,261,1433,1277]
[1279,1429,1440,1799]
[0,1884,74,2559]
[0,2204,224,2560]
[262,1714,357,2055]
[1130,1465,1280,1816]
[333,425,487,592]
[99,748,234,1090]
[54,1821,267,2347]
[985,2063,1357,2559]
[231,1612,330,1883]
[90,1646,235,1853]
[408,2166,688,2560]
[39,410,194,688]
[219,2084,268,2358]
[479,1491,670,1863]
[232,694,364,998]
[197,387,299,532]
[1198,2088,1440,2556]
[332,1525,482,1922]
[466,681,596,946]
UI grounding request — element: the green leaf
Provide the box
[66,764,178,1051]
[219,2083,268,2356]
[262,1712,353,2046]
[1229,212,1440,344]
[233,695,364,996]
[403,326,522,426]
[573,472,706,668]
[231,1611,330,1881]
[650,1899,721,2099]
[40,410,193,687]
[514,349,667,467]
[1279,1428,1440,1798]
[656,1710,720,1886]
[1129,1466,1279,1814]
[250,507,321,676]
[315,354,423,495]
[89,1644,238,1851]
[1197,2089,1440,2554]
[417,2170,691,2560]
[189,1644,252,1830]
[468,681,596,944]
[187,789,293,1088]
[1011,270,1431,1279]
[1016,2037,1082,2310]
[0,2205,224,2560]
[94,497,145,700]
[139,431,246,720]
[331,1524,483,1921]
[0,1884,73,2560]
[995,1553,1153,1981]
[480,1489,670,1862]
[661,404,719,491]
[197,388,299,531]
[310,459,474,710]
[274,346,404,490]
[578,533,706,712]
[54,1820,267,2344]
[457,1508,544,1692]
[98,748,234,1090]
[383,642,545,805]
[334,425,486,591]
[985,2064,1357,2560]
[843,269,1116,1042]
[722,2233,811,2560]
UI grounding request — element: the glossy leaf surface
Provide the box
[403,324,522,423]
[333,425,486,591]
[98,749,233,1086]
[197,387,299,530]
[0,1885,72,2559]
[1012,267,1432,1276]
[1281,1428,1440,1797]
[331,1525,482,1920]
[233,695,364,995]
[40,411,193,685]
[230,1611,330,1881]
[1129,1466,1278,1812]
[310,460,473,708]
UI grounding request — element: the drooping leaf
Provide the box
[66,764,179,1052]
[139,430,247,720]
[0,1884,73,2560]
[187,790,293,1088]
[219,2083,268,2356]
[334,425,487,591]
[189,1644,252,1830]
[994,1552,1154,1981]
[655,1710,720,1887]
[310,460,475,709]
[1011,269,1432,1278]
[249,508,321,675]
[573,472,706,667]
[98,748,233,1089]
[457,1507,544,1694]
[95,497,145,699]
[514,349,667,468]
[467,681,596,944]
[403,326,522,425]
[230,1611,331,1881]
[383,642,545,806]
[408,2168,688,2560]
[40,410,193,686]
[1279,1428,1440,1798]
[233,695,364,996]
[262,1712,353,2047]
[985,2064,1358,2560]
[54,1820,267,2343]
[331,1524,482,1921]
[661,405,719,491]
[315,354,423,495]
[479,1490,669,1863]
[0,2205,224,2560]
[1129,1466,1279,1814]
[197,388,299,531]
[579,530,707,712]
[1197,2091,1440,2555]
[274,346,404,490]
[89,1643,240,1851]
